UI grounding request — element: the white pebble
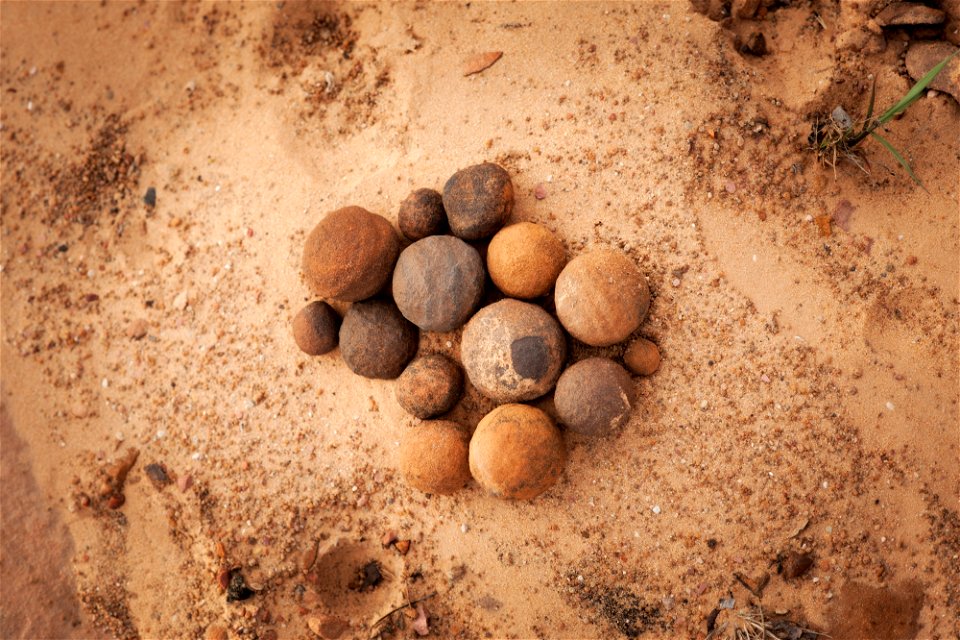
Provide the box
[885,401,895,411]
[652,505,661,514]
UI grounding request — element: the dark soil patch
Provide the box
[828,580,924,640]
[566,572,664,638]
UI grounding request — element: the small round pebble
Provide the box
[461,299,566,403]
[399,420,471,495]
[292,301,340,355]
[339,300,418,379]
[554,249,650,347]
[469,404,565,500]
[396,354,464,418]
[554,358,636,437]
[487,222,567,298]
[392,235,485,332]
[398,188,445,240]
[442,163,514,240]
[624,337,661,376]
[301,206,399,302]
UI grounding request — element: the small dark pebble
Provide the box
[736,31,767,56]
[144,463,171,489]
[706,538,718,549]
[351,560,383,590]
[226,569,255,602]
[781,552,814,579]
[143,186,157,207]
[58,244,68,252]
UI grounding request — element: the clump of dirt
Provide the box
[828,580,924,640]
[565,572,664,638]
[264,10,358,76]
[259,6,391,134]
[922,492,960,625]
[49,114,142,225]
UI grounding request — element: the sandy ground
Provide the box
[1,2,958,639]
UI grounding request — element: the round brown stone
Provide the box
[339,300,418,379]
[399,420,471,495]
[469,404,565,500]
[554,358,636,437]
[392,235,485,332]
[554,249,650,347]
[624,337,661,376]
[487,222,567,299]
[395,354,464,419]
[442,163,514,240]
[292,301,340,356]
[460,299,566,403]
[301,206,400,302]
[398,188,446,240]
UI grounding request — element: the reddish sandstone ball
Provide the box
[395,354,464,419]
[392,235,486,332]
[461,299,567,403]
[487,222,567,299]
[468,404,565,500]
[554,358,636,437]
[554,249,650,347]
[339,300,418,379]
[442,163,514,240]
[624,337,661,376]
[398,420,471,495]
[398,188,446,240]
[292,301,340,356]
[301,206,400,302]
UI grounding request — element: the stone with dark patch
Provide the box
[442,163,514,240]
[392,235,485,332]
[339,300,418,379]
[461,299,566,403]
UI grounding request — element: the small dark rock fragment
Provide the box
[143,186,156,207]
[226,569,255,602]
[350,561,383,590]
[398,188,446,240]
[144,463,171,490]
[736,31,767,56]
[782,552,814,579]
